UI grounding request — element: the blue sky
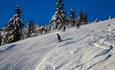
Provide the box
[0,0,115,27]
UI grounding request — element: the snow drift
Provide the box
[0,19,115,70]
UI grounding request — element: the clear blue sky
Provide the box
[0,0,115,27]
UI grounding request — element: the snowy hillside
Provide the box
[0,19,115,70]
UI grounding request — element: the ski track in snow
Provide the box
[0,19,115,70]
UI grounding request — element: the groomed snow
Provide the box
[0,19,115,70]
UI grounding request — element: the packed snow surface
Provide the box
[0,19,115,70]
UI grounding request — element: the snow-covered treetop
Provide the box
[56,0,64,11]
[70,9,76,19]
[51,0,65,21]
[4,5,23,31]
[15,5,21,17]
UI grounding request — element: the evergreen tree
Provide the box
[79,10,88,25]
[70,9,76,26]
[50,0,66,30]
[4,5,23,44]
[27,21,36,37]
[38,26,47,34]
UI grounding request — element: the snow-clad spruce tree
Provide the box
[3,6,24,44]
[79,10,88,25]
[27,21,37,37]
[70,9,76,26]
[50,0,66,30]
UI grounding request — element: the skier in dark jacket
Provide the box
[57,33,62,42]
[63,26,66,32]
[0,33,2,45]
[77,22,80,28]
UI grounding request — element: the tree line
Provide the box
[0,0,88,45]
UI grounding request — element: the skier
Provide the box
[77,22,80,28]
[57,33,62,42]
[0,33,2,45]
[62,26,66,32]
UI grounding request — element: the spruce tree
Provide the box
[50,0,66,30]
[70,9,76,26]
[79,10,88,25]
[4,5,23,44]
[27,21,36,37]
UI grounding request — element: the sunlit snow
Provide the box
[0,19,115,70]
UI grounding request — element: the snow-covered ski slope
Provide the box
[0,19,115,70]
